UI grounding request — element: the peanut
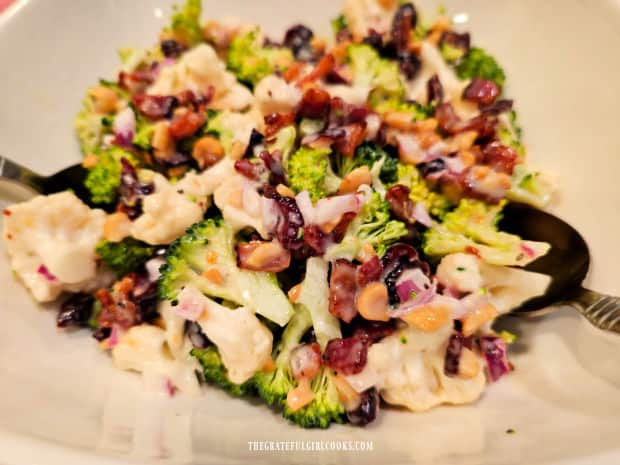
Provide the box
[338,166,371,194]
[356,282,390,322]
[458,347,481,379]
[276,184,296,198]
[401,304,451,332]
[103,212,132,242]
[192,136,225,169]
[462,303,499,336]
[245,241,290,271]
[88,86,118,114]
[286,378,314,412]
[152,121,174,159]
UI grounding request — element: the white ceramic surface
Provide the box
[1,1,619,464]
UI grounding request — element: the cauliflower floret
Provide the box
[254,75,302,115]
[175,158,236,203]
[321,83,371,106]
[185,287,272,384]
[343,0,398,38]
[130,172,204,245]
[112,324,200,395]
[2,191,110,302]
[148,44,254,111]
[218,109,264,149]
[346,324,486,411]
[436,253,484,293]
[213,172,272,237]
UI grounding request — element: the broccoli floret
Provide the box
[348,44,404,100]
[497,110,525,157]
[330,14,347,34]
[74,95,106,155]
[167,0,203,46]
[507,165,553,209]
[227,29,294,87]
[423,199,550,266]
[267,125,297,168]
[118,46,163,73]
[96,238,155,277]
[370,93,435,119]
[337,142,398,184]
[84,148,138,205]
[287,146,341,202]
[191,346,257,397]
[325,191,408,260]
[396,163,453,219]
[456,47,506,88]
[159,218,294,326]
[440,42,466,63]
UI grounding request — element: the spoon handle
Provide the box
[0,155,45,193]
[568,288,620,333]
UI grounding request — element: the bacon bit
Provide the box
[328,259,358,323]
[206,250,218,265]
[435,102,461,133]
[237,241,291,272]
[264,112,296,137]
[2,209,11,216]
[385,184,416,224]
[192,136,225,170]
[276,184,296,198]
[482,141,519,174]
[356,255,382,286]
[169,110,205,140]
[383,111,417,131]
[401,304,451,332]
[356,282,390,322]
[330,211,357,243]
[333,123,366,158]
[356,243,377,264]
[298,87,331,119]
[282,61,305,83]
[6,234,13,240]
[82,153,99,168]
[463,78,500,105]
[462,303,499,336]
[286,378,314,412]
[323,336,368,375]
[427,74,444,105]
[202,268,225,285]
[464,246,481,258]
[132,94,178,120]
[297,53,335,88]
[288,283,302,303]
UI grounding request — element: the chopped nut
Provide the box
[458,149,477,167]
[241,241,291,272]
[103,212,132,242]
[356,282,390,322]
[401,304,451,332]
[192,136,225,169]
[88,86,119,114]
[152,121,175,161]
[462,303,499,336]
[82,153,99,168]
[276,184,296,198]
[448,131,478,152]
[332,373,361,411]
[202,268,225,285]
[286,377,314,412]
[384,111,417,131]
[417,130,442,149]
[206,250,218,264]
[338,166,372,194]
[458,347,481,379]
[229,140,245,160]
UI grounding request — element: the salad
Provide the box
[1,0,554,428]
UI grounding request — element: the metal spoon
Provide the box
[500,203,620,333]
[0,155,105,209]
[2,155,619,333]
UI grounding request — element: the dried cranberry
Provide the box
[298,87,331,119]
[131,94,178,119]
[329,259,358,323]
[330,211,357,243]
[328,97,369,126]
[362,29,384,50]
[259,150,286,185]
[186,321,208,349]
[243,129,265,159]
[234,159,266,181]
[303,225,328,255]
[323,336,368,375]
[264,112,296,137]
[356,255,383,287]
[418,157,446,177]
[119,69,156,93]
[351,319,396,344]
[263,186,305,251]
[347,387,379,426]
[439,31,470,56]
[119,158,153,219]
[435,103,461,133]
[444,332,464,377]
[398,51,422,80]
[481,141,518,174]
[385,184,416,224]
[427,74,443,105]
[97,273,158,330]
[392,3,417,53]
[480,99,513,115]
[283,24,315,62]
[460,114,498,140]
[463,78,500,105]
[161,39,187,58]
[57,293,94,328]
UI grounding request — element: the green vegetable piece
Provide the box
[96,238,155,277]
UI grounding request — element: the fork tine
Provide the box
[583,296,612,319]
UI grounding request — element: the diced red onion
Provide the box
[175,287,206,321]
[113,107,136,148]
[412,202,434,227]
[37,264,57,282]
[520,242,536,258]
[396,280,417,302]
[479,336,512,382]
[108,325,122,348]
[314,193,361,226]
[390,280,437,317]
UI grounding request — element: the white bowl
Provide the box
[1,1,619,464]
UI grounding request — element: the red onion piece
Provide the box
[113,106,136,148]
[412,202,434,227]
[37,264,57,282]
[390,280,438,317]
[479,336,512,382]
